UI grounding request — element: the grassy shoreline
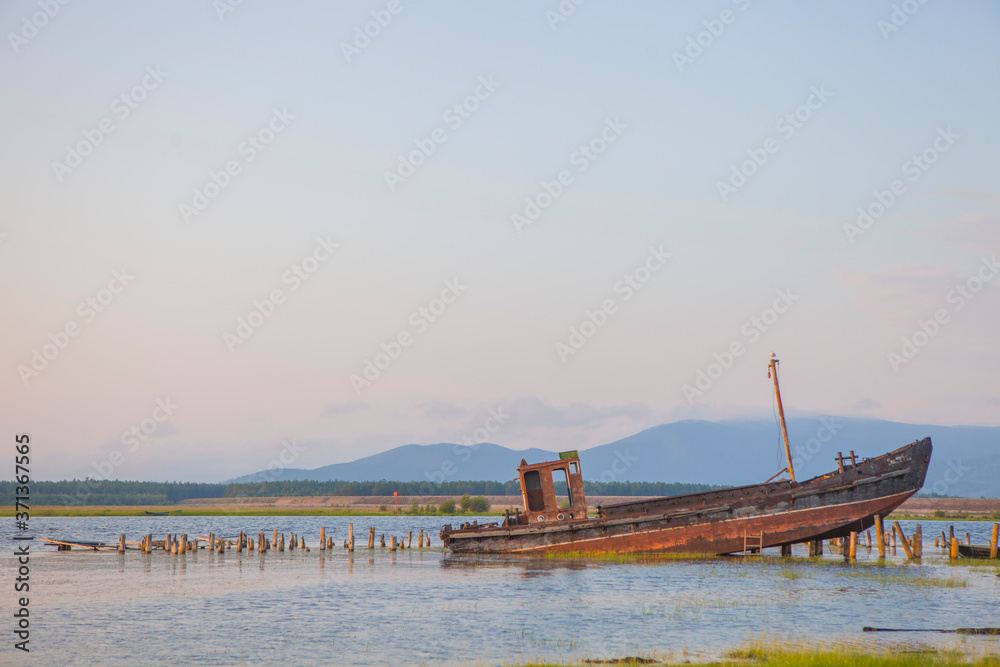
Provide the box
[0,505,507,517]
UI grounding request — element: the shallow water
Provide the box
[3,517,998,665]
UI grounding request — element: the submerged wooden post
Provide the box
[849,532,858,560]
[426,535,431,547]
[950,536,959,559]
[273,529,278,547]
[913,525,922,558]
[390,536,397,551]
[348,523,354,552]
[118,534,126,553]
[874,515,885,558]
[327,537,333,549]
[965,531,971,546]
[418,530,424,549]
[208,533,215,553]
[278,534,284,552]
[408,531,413,548]
[991,523,999,559]
[949,525,955,542]
[180,534,188,554]
[368,527,375,549]
[319,527,326,551]
[380,534,385,548]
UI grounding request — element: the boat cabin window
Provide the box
[523,470,545,511]
[556,467,572,509]
[570,462,578,475]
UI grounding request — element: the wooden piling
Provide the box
[380,534,385,548]
[320,527,326,551]
[273,529,278,547]
[278,534,284,552]
[991,523,999,560]
[874,515,885,558]
[418,530,424,549]
[949,525,955,542]
[426,535,431,547]
[390,536,397,551]
[327,537,333,549]
[349,523,354,552]
[180,534,188,554]
[808,539,822,556]
[208,533,215,553]
[966,531,971,546]
[408,531,413,548]
[950,536,959,559]
[892,522,914,559]
[118,534,126,553]
[848,532,857,560]
[913,525,922,558]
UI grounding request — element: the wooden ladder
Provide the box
[743,530,764,555]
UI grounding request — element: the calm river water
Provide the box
[2,516,998,665]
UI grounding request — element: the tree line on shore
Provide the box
[0,479,717,506]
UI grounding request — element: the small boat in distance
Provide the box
[145,511,170,516]
[440,354,932,555]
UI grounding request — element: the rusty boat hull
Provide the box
[440,438,932,555]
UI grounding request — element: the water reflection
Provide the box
[2,517,997,666]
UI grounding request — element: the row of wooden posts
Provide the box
[795,516,923,560]
[780,518,998,561]
[932,523,999,560]
[120,524,434,554]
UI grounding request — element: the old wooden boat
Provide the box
[440,354,932,555]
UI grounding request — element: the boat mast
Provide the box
[768,352,796,483]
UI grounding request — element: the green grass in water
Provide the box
[515,647,999,666]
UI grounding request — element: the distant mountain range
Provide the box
[229,418,999,498]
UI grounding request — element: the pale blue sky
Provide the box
[1,1,997,481]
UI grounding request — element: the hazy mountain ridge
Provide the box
[229,418,999,497]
